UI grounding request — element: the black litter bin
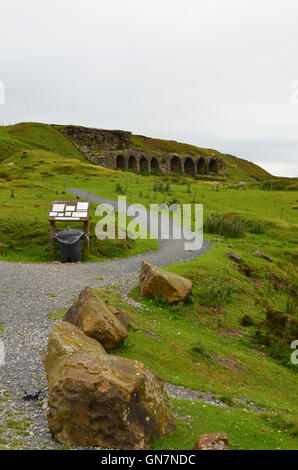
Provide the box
[55,228,87,263]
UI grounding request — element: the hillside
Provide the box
[0,122,273,181]
[130,134,272,181]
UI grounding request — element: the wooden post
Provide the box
[49,220,56,256]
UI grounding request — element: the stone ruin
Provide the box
[60,125,226,177]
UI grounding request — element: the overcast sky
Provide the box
[1,0,297,176]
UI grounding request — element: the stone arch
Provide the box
[171,156,182,174]
[140,157,149,172]
[184,157,195,177]
[116,154,126,170]
[208,158,219,173]
[197,157,207,175]
[128,155,137,170]
[150,157,159,171]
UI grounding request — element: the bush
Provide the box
[254,308,298,368]
[189,341,212,361]
[241,314,254,327]
[262,413,298,438]
[262,179,298,191]
[205,214,245,238]
[115,183,127,194]
[203,280,236,306]
[204,214,265,238]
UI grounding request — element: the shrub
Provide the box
[241,314,254,327]
[262,413,298,438]
[216,395,235,407]
[189,341,212,361]
[262,179,298,191]
[168,197,180,206]
[203,280,236,306]
[204,214,265,238]
[205,214,245,238]
[115,183,127,194]
[254,308,298,368]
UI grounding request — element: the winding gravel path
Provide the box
[0,188,211,449]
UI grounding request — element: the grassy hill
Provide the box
[0,121,274,181]
[131,134,272,181]
[0,122,83,164]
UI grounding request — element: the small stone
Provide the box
[193,433,230,450]
[227,252,241,263]
[254,251,273,262]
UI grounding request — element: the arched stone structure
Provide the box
[59,125,226,176]
[128,155,138,170]
[116,154,126,170]
[208,158,219,173]
[197,157,207,175]
[184,157,195,177]
[140,156,149,172]
[150,157,159,171]
[171,156,183,174]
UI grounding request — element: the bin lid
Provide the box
[55,228,85,245]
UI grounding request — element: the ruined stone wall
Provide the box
[59,125,225,176]
[60,125,131,152]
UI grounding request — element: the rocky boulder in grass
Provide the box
[63,286,127,350]
[44,322,106,388]
[254,251,273,262]
[192,433,230,450]
[140,261,192,303]
[45,348,175,449]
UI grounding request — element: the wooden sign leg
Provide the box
[49,221,56,256]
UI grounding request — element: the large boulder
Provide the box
[44,322,106,388]
[45,348,175,449]
[192,433,230,450]
[139,261,192,303]
[63,286,127,350]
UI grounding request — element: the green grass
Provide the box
[152,399,297,450]
[0,122,83,164]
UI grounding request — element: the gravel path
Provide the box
[0,188,211,449]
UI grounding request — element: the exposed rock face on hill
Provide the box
[140,261,193,303]
[44,323,175,450]
[60,125,131,151]
[63,286,127,350]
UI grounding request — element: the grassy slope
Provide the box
[0,122,84,163]
[130,134,273,181]
[0,122,297,449]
